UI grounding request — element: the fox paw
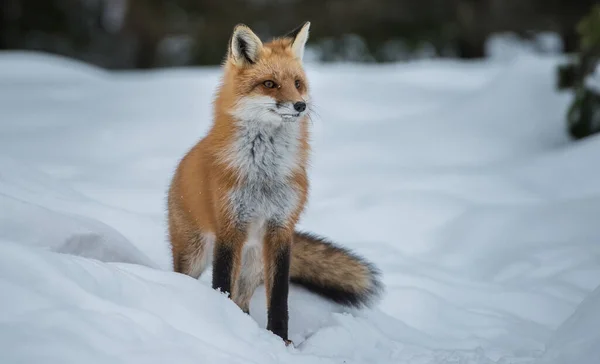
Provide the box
[284,339,294,347]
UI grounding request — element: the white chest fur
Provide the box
[224,120,302,225]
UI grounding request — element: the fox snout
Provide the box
[276,100,306,111]
[273,100,308,120]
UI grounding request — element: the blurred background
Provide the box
[1,0,599,138]
[0,0,597,69]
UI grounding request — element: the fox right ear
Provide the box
[229,24,263,66]
[285,21,310,61]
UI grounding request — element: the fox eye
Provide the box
[295,80,301,89]
[263,80,277,88]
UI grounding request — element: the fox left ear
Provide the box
[286,21,311,61]
[229,24,263,66]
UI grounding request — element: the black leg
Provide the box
[266,245,291,341]
[212,243,235,296]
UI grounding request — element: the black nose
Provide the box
[293,102,306,112]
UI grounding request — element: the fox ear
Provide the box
[285,21,310,61]
[229,24,263,66]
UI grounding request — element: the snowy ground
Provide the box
[1,49,599,364]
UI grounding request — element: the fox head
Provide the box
[219,22,312,125]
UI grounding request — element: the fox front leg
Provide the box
[263,225,293,345]
[212,228,245,300]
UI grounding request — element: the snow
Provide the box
[1,49,599,363]
[535,284,600,364]
[486,33,563,61]
[586,63,600,93]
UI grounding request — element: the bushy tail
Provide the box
[290,231,384,308]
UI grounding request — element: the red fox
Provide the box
[167,21,383,345]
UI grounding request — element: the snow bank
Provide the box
[537,284,600,364]
[0,50,106,81]
[0,155,157,268]
[586,63,600,93]
[1,50,599,363]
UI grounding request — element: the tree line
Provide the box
[0,0,596,69]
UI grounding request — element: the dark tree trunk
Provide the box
[0,0,21,50]
[454,0,489,59]
[0,3,5,49]
[456,37,485,58]
[134,36,158,69]
[562,28,580,53]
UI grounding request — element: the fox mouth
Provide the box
[269,109,300,120]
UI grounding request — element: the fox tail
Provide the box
[290,231,384,308]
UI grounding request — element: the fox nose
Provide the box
[293,102,306,112]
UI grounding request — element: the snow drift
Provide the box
[0,50,599,363]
